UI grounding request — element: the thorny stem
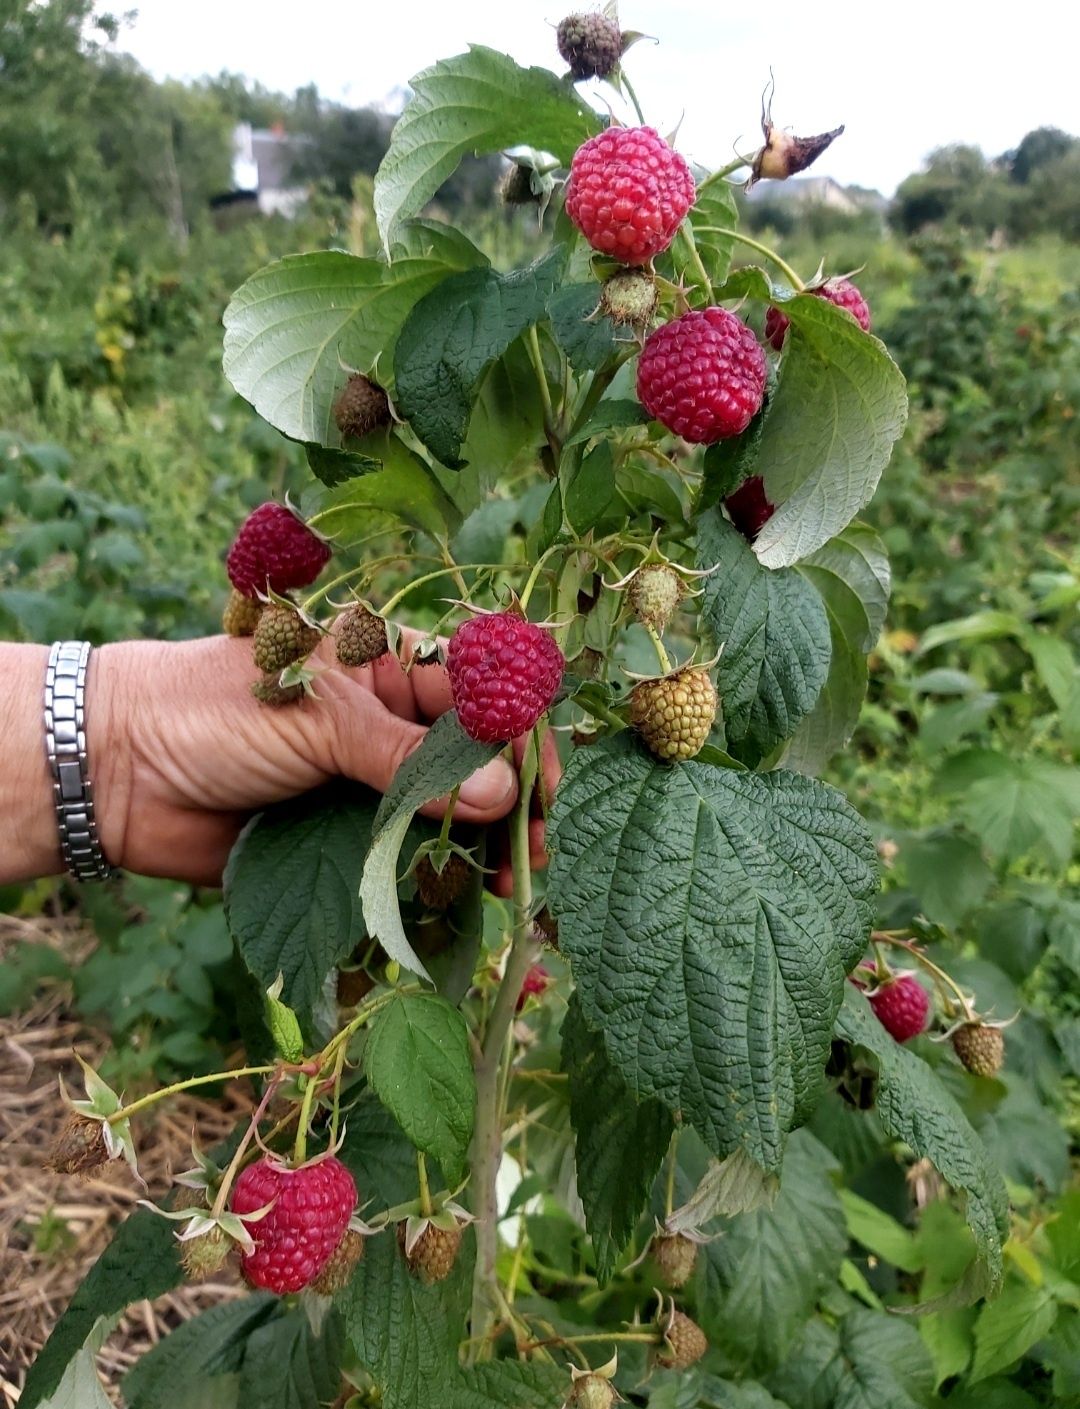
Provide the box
[694,226,805,292]
[107,1066,277,1126]
[468,744,540,1361]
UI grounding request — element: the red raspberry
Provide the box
[764,278,872,351]
[637,308,766,443]
[724,475,775,541]
[446,613,564,743]
[516,963,551,1011]
[226,502,331,599]
[565,126,696,266]
[231,1154,356,1294]
[868,973,930,1043]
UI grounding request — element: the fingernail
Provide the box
[459,757,516,810]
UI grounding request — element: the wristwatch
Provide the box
[43,641,118,882]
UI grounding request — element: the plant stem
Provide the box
[575,695,628,733]
[211,1077,281,1218]
[292,1069,321,1166]
[436,785,460,850]
[417,1151,434,1217]
[108,1065,276,1125]
[694,227,804,291]
[526,325,560,458]
[664,1129,680,1217]
[519,545,560,613]
[468,746,540,1360]
[620,71,647,125]
[872,932,977,1019]
[678,224,714,303]
[644,622,672,674]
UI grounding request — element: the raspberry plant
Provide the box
[25,11,1026,1409]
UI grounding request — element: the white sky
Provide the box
[114,0,1080,195]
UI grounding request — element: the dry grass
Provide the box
[0,915,254,1406]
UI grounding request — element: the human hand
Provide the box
[84,628,559,889]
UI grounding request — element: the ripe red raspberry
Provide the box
[725,475,775,541]
[516,963,551,1011]
[226,502,331,599]
[764,279,872,351]
[446,612,564,743]
[230,1154,356,1295]
[868,973,930,1043]
[637,308,766,443]
[565,126,696,266]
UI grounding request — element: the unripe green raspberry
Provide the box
[253,603,321,673]
[222,588,264,638]
[600,270,658,329]
[333,374,391,439]
[335,603,389,667]
[568,1374,617,1409]
[627,565,684,632]
[311,1228,365,1295]
[656,1310,708,1370]
[556,11,623,79]
[180,1224,231,1282]
[629,668,717,761]
[251,674,304,708]
[952,1022,1005,1076]
[652,1231,697,1288]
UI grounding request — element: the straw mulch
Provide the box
[1,914,254,1407]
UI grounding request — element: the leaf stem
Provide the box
[619,71,647,126]
[526,325,560,458]
[872,932,977,1020]
[644,622,672,674]
[694,227,805,292]
[107,1066,277,1125]
[519,545,561,613]
[678,223,714,303]
[417,1151,434,1217]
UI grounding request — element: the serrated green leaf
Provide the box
[364,990,476,1184]
[548,734,878,1171]
[700,1379,791,1409]
[224,783,379,1018]
[834,986,1008,1298]
[548,283,617,374]
[970,1284,1058,1383]
[935,749,1080,867]
[305,442,382,488]
[749,296,907,568]
[562,995,674,1280]
[978,1077,1071,1193]
[450,1361,567,1409]
[563,440,621,535]
[339,1091,438,1208]
[265,987,305,1064]
[238,1307,346,1409]
[668,1147,778,1230]
[124,1297,277,1409]
[900,829,994,930]
[394,250,566,467]
[314,447,463,539]
[222,236,485,445]
[840,1189,922,1272]
[699,405,767,510]
[768,1310,935,1409]
[698,509,831,758]
[375,46,600,248]
[785,523,890,774]
[20,1210,181,1409]
[565,397,648,447]
[35,1318,117,1409]
[697,1132,847,1372]
[916,610,1023,656]
[338,1213,472,1409]
[360,714,500,981]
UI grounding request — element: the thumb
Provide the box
[323,682,519,822]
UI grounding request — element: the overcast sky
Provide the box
[115,0,1079,195]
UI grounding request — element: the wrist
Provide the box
[0,643,62,884]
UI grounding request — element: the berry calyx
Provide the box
[399,1217,464,1285]
[415,851,471,909]
[516,963,551,1012]
[310,1227,366,1295]
[333,373,391,439]
[565,127,696,266]
[656,1310,708,1370]
[724,475,776,542]
[764,279,872,351]
[627,565,684,632]
[599,269,658,329]
[446,612,565,743]
[567,1374,618,1409]
[252,603,321,673]
[629,667,718,762]
[556,11,623,79]
[335,603,389,667]
[226,502,331,600]
[230,1155,357,1295]
[637,308,767,443]
[951,1022,1005,1077]
[651,1231,697,1288]
[867,972,930,1043]
[222,588,264,638]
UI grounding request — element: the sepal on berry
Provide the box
[54,1053,142,1184]
[565,1358,622,1409]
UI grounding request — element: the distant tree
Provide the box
[1007,127,1077,184]
[890,144,1014,238]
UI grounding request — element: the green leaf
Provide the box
[562,995,674,1280]
[265,984,305,1064]
[393,250,566,467]
[450,1361,567,1409]
[970,1284,1058,1383]
[374,45,600,248]
[667,1147,778,1229]
[563,440,621,535]
[768,1309,935,1409]
[834,986,1008,1297]
[698,1132,847,1372]
[916,610,1023,656]
[20,1209,181,1409]
[339,1091,437,1207]
[224,783,379,1018]
[339,1213,472,1409]
[839,1189,922,1272]
[364,990,476,1184]
[548,283,617,374]
[700,1379,791,1409]
[977,1077,1071,1193]
[35,1317,117,1409]
[698,509,831,758]
[686,175,739,292]
[786,523,891,774]
[751,295,908,568]
[305,442,382,488]
[360,714,500,980]
[565,397,649,447]
[222,236,485,445]
[699,404,767,510]
[935,749,1080,867]
[238,1307,346,1409]
[314,447,463,539]
[124,1297,277,1409]
[548,734,878,1171]
[900,829,994,930]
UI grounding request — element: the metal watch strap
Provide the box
[44,641,117,882]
